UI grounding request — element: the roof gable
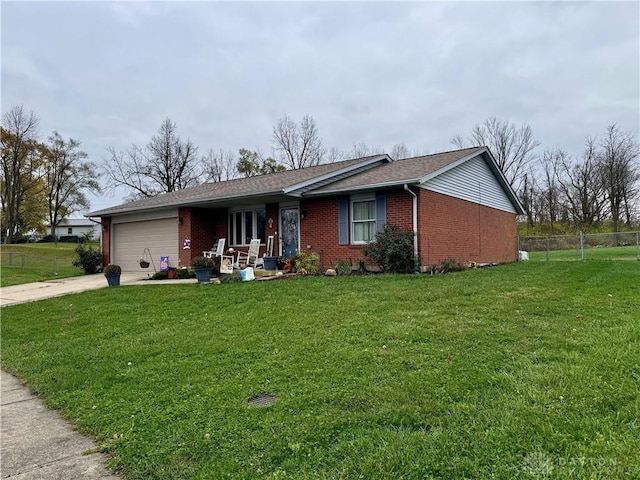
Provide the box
[304,147,486,195]
[421,151,522,214]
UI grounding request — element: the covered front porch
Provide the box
[177,198,303,268]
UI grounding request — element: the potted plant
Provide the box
[191,255,214,283]
[138,257,150,268]
[263,255,278,271]
[104,264,122,286]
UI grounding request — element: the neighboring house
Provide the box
[47,218,101,239]
[88,146,525,272]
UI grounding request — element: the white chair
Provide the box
[236,239,262,268]
[203,238,225,259]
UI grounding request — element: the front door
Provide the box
[280,207,299,258]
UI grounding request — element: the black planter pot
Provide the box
[105,273,121,287]
[263,256,278,271]
[194,267,213,284]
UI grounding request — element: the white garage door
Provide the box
[113,218,179,271]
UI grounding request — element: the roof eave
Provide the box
[283,155,392,195]
[302,178,422,197]
[88,188,288,218]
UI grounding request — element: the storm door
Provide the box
[280,207,299,258]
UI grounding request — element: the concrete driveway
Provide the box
[0,272,166,307]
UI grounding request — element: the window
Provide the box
[67,227,73,235]
[351,197,376,243]
[229,208,265,246]
[339,194,386,245]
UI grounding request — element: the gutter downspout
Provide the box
[404,184,418,271]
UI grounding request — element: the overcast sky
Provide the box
[2,1,638,213]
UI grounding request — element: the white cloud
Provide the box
[1,0,638,211]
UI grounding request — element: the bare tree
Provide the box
[104,118,200,199]
[451,117,540,190]
[325,146,345,163]
[598,123,639,232]
[517,170,539,229]
[557,138,605,231]
[272,115,324,169]
[42,131,100,237]
[202,149,239,182]
[537,148,567,234]
[389,143,412,160]
[1,106,41,242]
[346,142,386,159]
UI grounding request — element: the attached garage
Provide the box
[112,217,179,271]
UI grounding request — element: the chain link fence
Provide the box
[0,245,89,286]
[518,231,640,261]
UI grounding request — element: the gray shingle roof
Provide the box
[89,147,493,217]
[307,146,485,195]
[89,155,384,216]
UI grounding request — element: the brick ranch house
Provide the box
[88,146,525,272]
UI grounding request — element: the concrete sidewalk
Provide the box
[1,370,120,479]
[1,272,198,479]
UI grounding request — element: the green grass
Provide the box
[528,245,640,261]
[1,262,639,479]
[0,242,91,287]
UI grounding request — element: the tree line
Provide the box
[2,104,638,244]
[518,125,639,235]
[452,118,639,234]
[1,106,99,244]
[103,115,415,201]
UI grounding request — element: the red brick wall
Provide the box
[101,217,112,266]
[179,207,227,267]
[418,189,517,266]
[300,189,414,268]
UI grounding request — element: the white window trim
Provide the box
[350,194,376,245]
[228,206,266,247]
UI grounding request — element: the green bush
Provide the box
[364,224,415,273]
[151,269,195,280]
[191,256,214,268]
[72,243,103,274]
[174,268,195,279]
[425,258,468,275]
[335,259,353,276]
[293,251,321,275]
[219,273,242,283]
[103,264,122,275]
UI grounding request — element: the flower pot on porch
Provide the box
[263,256,278,271]
[194,267,213,284]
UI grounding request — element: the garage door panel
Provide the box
[113,218,178,271]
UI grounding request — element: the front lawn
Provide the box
[1,262,638,479]
[0,242,93,287]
